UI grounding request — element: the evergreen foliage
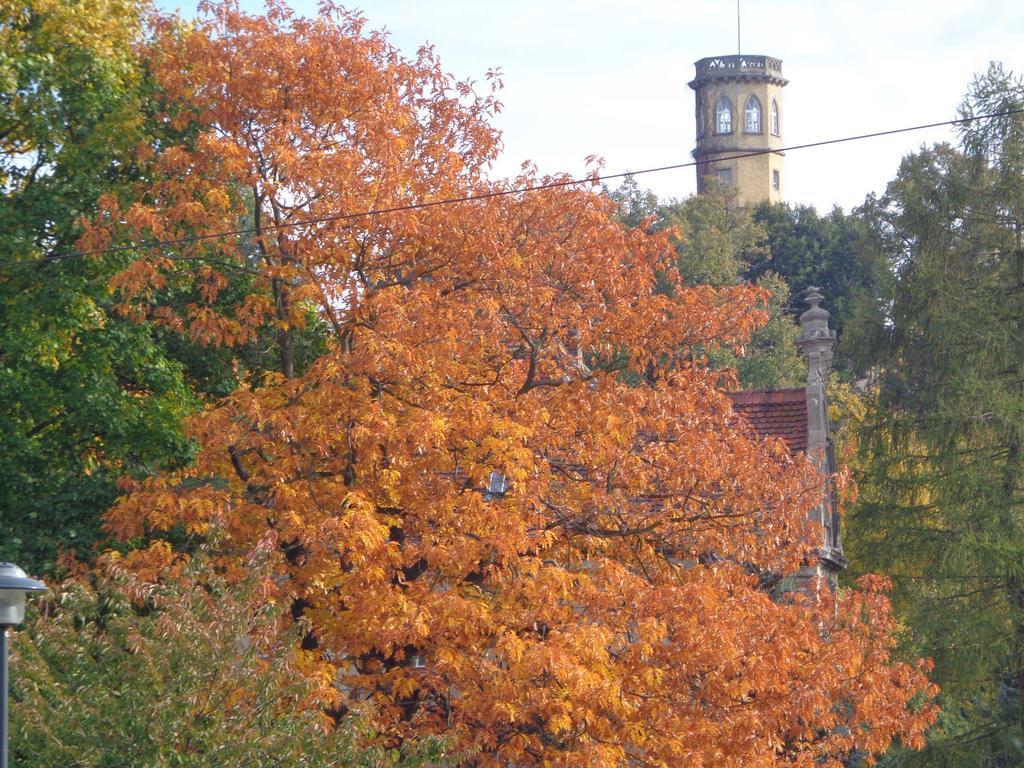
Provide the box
[845,64,1024,767]
[748,200,890,365]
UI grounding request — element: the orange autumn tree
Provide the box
[81,3,936,765]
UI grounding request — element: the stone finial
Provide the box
[797,287,836,385]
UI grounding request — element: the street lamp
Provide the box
[0,563,46,768]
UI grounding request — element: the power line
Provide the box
[4,107,1024,271]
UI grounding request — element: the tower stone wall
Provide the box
[690,55,787,207]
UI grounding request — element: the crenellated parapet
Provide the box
[689,55,788,89]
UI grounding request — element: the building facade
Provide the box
[690,54,787,207]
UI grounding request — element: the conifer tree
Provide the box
[846,64,1024,767]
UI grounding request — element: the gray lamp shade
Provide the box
[0,563,46,626]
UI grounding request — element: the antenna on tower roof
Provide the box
[737,0,742,54]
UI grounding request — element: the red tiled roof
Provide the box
[726,387,808,454]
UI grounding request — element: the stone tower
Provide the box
[689,55,787,206]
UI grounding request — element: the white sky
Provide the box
[164,0,1024,212]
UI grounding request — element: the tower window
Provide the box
[744,95,762,133]
[715,167,733,186]
[715,96,732,135]
[770,99,780,135]
[772,169,780,190]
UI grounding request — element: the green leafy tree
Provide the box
[604,174,660,230]
[11,544,452,767]
[608,180,804,388]
[0,0,200,572]
[731,271,804,389]
[664,187,805,388]
[662,181,766,287]
[0,0,311,572]
[845,64,1024,767]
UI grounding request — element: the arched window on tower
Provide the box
[715,96,732,135]
[744,95,762,133]
[770,99,780,135]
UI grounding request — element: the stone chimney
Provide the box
[796,287,845,590]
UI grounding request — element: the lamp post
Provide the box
[0,563,46,768]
